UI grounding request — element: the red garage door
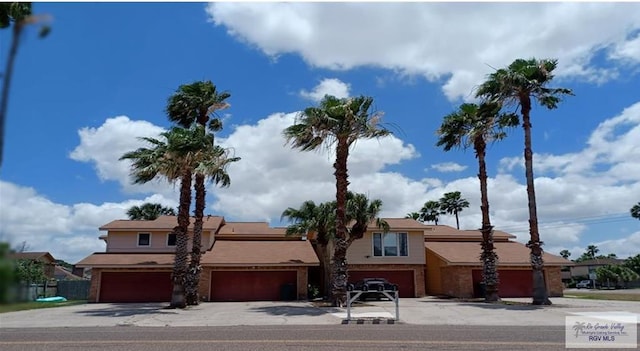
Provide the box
[210,271,297,302]
[472,269,534,298]
[99,271,172,303]
[348,270,415,298]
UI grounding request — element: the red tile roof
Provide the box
[426,241,573,266]
[99,215,224,231]
[423,225,516,241]
[201,241,319,266]
[75,253,175,267]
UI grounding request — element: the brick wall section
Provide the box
[348,264,426,297]
[441,266,474,298]
[546,266,564,297]
[296,267,308,300]
[87,269,101,302]
[199,267,211,301]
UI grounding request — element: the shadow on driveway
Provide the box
[74,303,179,317]
[249,305,340,317]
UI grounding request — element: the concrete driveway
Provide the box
[1,297,639,328]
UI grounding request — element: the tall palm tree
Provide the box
[586,245,599,260]
[126,203,176,220]
[437,102,518,302]
[166,80,235,306]
[476,58,573,305]
[282,200,335,297]
[439,191,470,230]
[631,202,640,220]
[419,200,442,225]
[0,2,50,168]
[184,128,239,305]
[120,126,207,308]
[283,95,390,307]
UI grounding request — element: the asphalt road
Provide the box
[0,325,634,351]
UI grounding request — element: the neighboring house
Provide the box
[423,225,572,298]
[54,265,85,281]
[76,216,319,303]
[9,252,56,279]
[570,258,626,279]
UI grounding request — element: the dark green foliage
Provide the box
[126,203,176,220]
[15,259,46,284]
[631,202,640,220]
[0,2,32,28]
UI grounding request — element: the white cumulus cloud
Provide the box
[207,2,640,101]
[431,162,468,173]
[300,78,351,102]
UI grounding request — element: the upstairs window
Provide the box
[373,232,408,257]
[137,233,151,246]
[167,233,176,246]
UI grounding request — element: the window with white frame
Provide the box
[373,232,408,257]
[137,233,151,246]
[166,233,176,246]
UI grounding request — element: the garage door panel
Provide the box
[210,271,297,302]
[100,271,172,303]
[348,270,415,298]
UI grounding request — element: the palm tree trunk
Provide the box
[315,244,331,298]
[521,95,551,305]
[170,169,192,309]
[0,22,23,168]
[476,137,500,302]
[186,173,205,305]
[331,137,350,307]
[454,210,460,229]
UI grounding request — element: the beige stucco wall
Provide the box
[425,249,444,296]
[347,231,425,265]
[105,230,213,253]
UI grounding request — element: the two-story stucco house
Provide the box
[76,216,571,303]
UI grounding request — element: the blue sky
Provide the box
[1,2,639,263]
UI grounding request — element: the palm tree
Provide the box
[184,129,239,305]
[282,192,387,300]
[559,250,571,260]
[346,192,389,247]
[476,58,574,305]
[586,245,599,260]
[419,200,442,225]
[439,191,470,230]
[120,126,208,308]
[631,202,640,220]
[166,80,236,306]
[405,212,420,221]
[126,203,176,220]
[0,3,50,168]
[436,102,518,302]
[282,200,335,297]
[283,95,390,307]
